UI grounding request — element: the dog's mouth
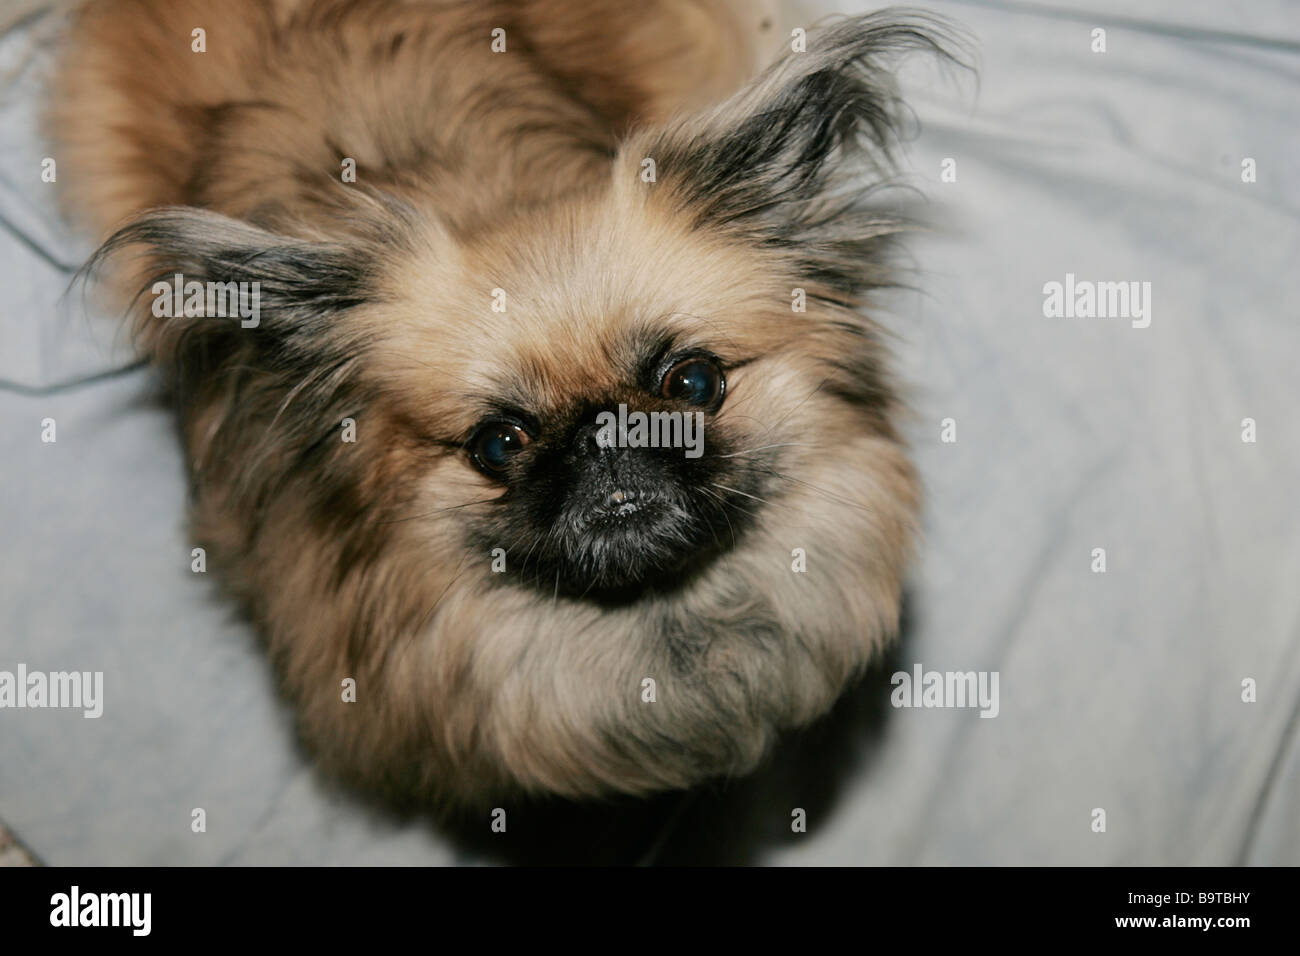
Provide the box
[555,484,716,595]
[596,488,643,517]
[494,476,759,603]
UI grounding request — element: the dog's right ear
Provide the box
[621,11,968,302]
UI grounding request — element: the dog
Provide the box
[49,0,956,809]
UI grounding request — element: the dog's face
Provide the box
[96,17,949,803]
[377,199,827,601]
[451,325,757,597]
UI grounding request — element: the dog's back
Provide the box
[50,0,782,240]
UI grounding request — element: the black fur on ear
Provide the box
[85,207,383,378]
[631,10,971,301]
[79,202,412,491]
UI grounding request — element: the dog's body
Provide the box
[50,0,949,807]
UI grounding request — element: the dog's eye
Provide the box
[468,421,531,479]
[660,354,725,410]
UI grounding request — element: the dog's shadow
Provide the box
[434,600,914,866]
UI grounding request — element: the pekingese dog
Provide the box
[49,0,957,808]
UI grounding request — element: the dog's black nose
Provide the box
[571,420,616,460]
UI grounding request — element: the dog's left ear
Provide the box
[623,12,967,300]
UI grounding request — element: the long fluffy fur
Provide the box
[50,0,961,808]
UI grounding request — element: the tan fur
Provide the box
[49,0,781,237]
[48,0,938,808]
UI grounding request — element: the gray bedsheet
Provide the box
[2,0,1297,865]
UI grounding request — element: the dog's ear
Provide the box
[88,207,376,378]
[624,12,967,301]
[83,206,394,476]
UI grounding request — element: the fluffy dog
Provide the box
[49,0,955,808]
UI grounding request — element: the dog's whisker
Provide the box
[381,496,499,524]
[709,482,773,507]
[749,465,880,517]
[716,442,810,459]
